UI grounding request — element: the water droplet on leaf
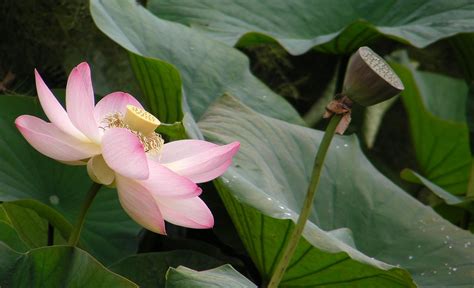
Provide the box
[49,195,59,205]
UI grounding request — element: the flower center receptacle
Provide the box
[359,47,404,90]
[123,105,160,135]
[102,106,164,154]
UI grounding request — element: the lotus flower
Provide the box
[15,62,239,234]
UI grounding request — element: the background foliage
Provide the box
[1,0,474,286]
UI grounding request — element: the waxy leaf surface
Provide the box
[0,243,137,287]
[90,0,474,286]
[199,95,474,287]
[90,0,303,125]
[392,60,471,195]
[149,0,474,55]
[166,264,256,288]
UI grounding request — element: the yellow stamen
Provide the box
[103,111,164,154]
[123,105,160,135]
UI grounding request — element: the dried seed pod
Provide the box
[342,46,404,107]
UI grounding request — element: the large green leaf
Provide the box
[108,250,226,287]
[165,264,256,288]
[4,199,74,241]
[0,222,28,252]
[128,53,183,123]
[391,59,471,195]
[148,0,474,55]
[401,169,465,206]
[90,0,303,125]
[0,243,137,287]
[1,201,68,248]
[90,0,474,285]
[199,95,474,287]
[0,95,140,264]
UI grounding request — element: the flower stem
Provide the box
[68,182,102,246]
[267,114,343,288]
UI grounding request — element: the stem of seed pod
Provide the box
[267,114,343,288]
[68,182,102,246]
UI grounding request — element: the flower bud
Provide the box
[342,46,404,107]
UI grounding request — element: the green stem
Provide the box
[68,182,102,246]
[47,222,54,246]
[267,114,343,288]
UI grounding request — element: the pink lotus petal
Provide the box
[94,92,143,125]
[159,140,218,163]
[160,140,240,183]
[102,128,149,180]
[156,196,214,229]
[192,159,233,182]
[15,115,100,161]
[141,160,202,198]
[116,175,166,234]
[66,62,101,143]
[35,70,88,141]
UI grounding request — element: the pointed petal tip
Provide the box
[198,212,214,229]
[34,69,46,85]
[139,161,202,199]
[34,68,42,77]
[15,116,30,132]
[15,115,99,162]
[195,211,215,229]
[161,140,241,183]
[66,60,101,142]
[146,223,167,235]
[33,67,90,141]
[206,220,215,229]
[76,61,90,70]
[15,115,25,125]
[158,196,214,229]
[69,62,91,80]
[229,141,241,153]
[15,115,37,129]
[156,229,167,235]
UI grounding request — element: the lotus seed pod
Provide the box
[123,105,160,135]
[342,46,404,107]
